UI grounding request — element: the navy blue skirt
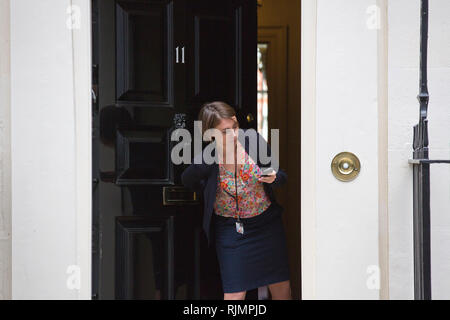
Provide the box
[212,202,291,293]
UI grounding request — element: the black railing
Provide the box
[409,0,450,300]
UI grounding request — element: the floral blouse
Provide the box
[213,149,271,218]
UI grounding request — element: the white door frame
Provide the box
[300,0,389,299]
[74,0,391,300]
[300,0,318,300]
[72,0,92,300]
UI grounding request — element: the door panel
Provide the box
[116,0,174,105]
[184,0,257,128]
[184,0,236,106]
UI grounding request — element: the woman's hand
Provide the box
[258,170,277,184]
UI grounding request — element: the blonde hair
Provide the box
[198,101,238,134]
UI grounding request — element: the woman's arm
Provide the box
[181,152,211,194]
[256,131,287,188]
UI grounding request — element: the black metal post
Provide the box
[411,0,431,301]
[410,0,450,300]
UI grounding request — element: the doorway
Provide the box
[91,0,301,300]
[257,0,301,299]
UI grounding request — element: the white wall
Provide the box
[302,0,450,300]
[302,0,383,299]
[0,0,12,300]
[10,0,91,299]
[315,0,380,299]
[388,0,450,299]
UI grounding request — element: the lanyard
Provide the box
[234,154,240,222]
[220,144,244,234]
[234,145,244,234]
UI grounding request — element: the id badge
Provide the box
[235,221,244,234]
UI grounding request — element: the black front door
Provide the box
[92,0,257,299]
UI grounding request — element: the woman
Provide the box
[181,101,291,300]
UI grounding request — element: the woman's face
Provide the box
[214,116,239,154]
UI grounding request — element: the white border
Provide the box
[0,0,12,300]
[72,0,92,299]
[300,0,390,299]
[377,0,389,300]
[300,0,317,300]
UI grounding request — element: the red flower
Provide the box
[242,173,249,181]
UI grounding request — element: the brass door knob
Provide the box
[331,151,361,182]
[246,113,254,123]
